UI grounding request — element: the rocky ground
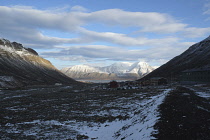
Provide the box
[153,86,210,140]
[0,84,210,140]
[0,84,168,139]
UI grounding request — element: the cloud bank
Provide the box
[0,5,209,67]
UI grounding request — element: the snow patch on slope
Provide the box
[79,89,171,140]
[0,76,23,88]
[62,61,155,77]
[100,62,132,73]
[128,61,154,76]
[66,64,104,73]
[195,91,210,99]
[0,39,34,57]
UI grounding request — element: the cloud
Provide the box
[41,41,193,64]
[71,5,88,12]
[85,9,187,33]
[0,5,208,67]
[182,27,210,38]
[78,27,181,47]
[0,6,87,48]
[0,25,86,48]
[203,2,210,15]
[0,5,189,48]
[0,6,85,31]
[179,1,210,38]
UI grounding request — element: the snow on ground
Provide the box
[186,85,210,99]
[1,86,172,139]
[4,120,78,140]
[79,89,171,140]
[195,91,210,99]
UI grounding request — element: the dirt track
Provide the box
[153,86,210,140]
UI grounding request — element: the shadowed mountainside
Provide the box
[0,38,77,88]
[140,36,210,80]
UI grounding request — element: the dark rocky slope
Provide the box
[141,36,210,80]
[0,39,77,88]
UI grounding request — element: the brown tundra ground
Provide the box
[0,84,210,140]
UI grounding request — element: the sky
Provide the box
[1,0,210,69]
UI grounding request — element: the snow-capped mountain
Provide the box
[61,61,155,80]
[65,65,103,73]
[0,38,76,88]
[128,62,154,76]
[99,62,132,73]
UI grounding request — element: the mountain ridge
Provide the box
[0,38,77,88]
[140,35,210,81]
[61,61,154,80]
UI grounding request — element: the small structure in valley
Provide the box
[181,67,210,84]
[55,83,62,86]
[150,77,167,86]
[109,80,119,88]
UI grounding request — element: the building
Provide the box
[181,67,210,84]
[150,77,167,86]
[140,80,151,86]
[109,80,119,88]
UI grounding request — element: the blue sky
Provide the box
[1,0,210,69]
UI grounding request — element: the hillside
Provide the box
[141,36,210,80]
[0,38,76,88]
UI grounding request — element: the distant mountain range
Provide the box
[0,38,76,88]
[4,34,210,87]
[141,35,210,81]
[61,62,155,80]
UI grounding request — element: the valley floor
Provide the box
[0,84,210,140]
[153,85,210,140]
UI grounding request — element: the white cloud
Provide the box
[41,41,193,65]
[203,2,210,15]
[203,1,210,21]
[71,5,88,12]
[0,6,188,46]
[0,6,84,34]
[0,5,204,35]
[87,9,187,33]
[0,25,86,48]
[182,27,210,38]
[78,27,181,47]
[141,23,187,33]
[0,5,208,67]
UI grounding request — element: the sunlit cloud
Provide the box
[0,5,208,67]
[41,41,193,64]
[0,5,189,46]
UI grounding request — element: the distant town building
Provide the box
[109,80,119,88]
[55,83,62,86]
[150,77,167,86]
[181,67,210,84]
[140,80,150,86]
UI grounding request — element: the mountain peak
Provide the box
[67,64,103,73]
[62,61,155,80]
[101,62,133,73]
[0,38,76,88]
[203,35,210,42]
[0,38,38,56]
[129,61,154,76]
[132,61,149,66]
